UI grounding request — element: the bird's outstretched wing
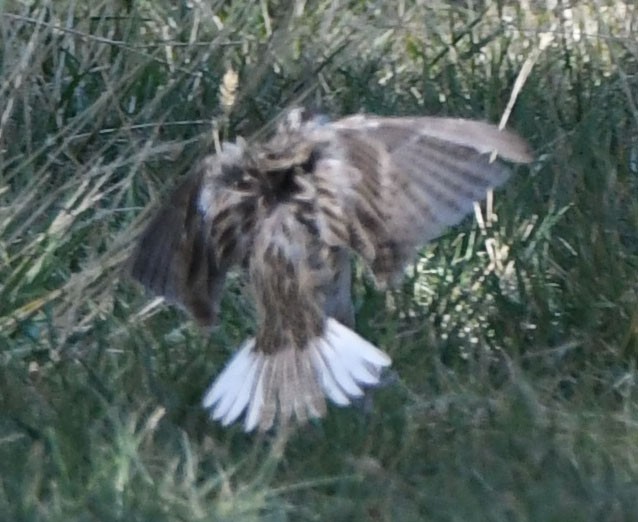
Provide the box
[314,115,534,286]
[129,147,257,326]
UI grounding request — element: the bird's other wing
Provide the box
[314,114,533,287]
[129,145,257,326]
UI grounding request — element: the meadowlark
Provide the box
[130,108,533,432]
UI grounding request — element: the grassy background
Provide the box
[1,0,638,520]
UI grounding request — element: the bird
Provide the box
[129,108,533,432]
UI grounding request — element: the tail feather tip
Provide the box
[202,319,391,432]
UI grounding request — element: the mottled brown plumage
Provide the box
[130,108,533,431]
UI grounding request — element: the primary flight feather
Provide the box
[130,108,533,431]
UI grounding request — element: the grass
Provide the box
[1,0,638,520]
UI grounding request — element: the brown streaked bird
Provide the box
[130,108,533,432]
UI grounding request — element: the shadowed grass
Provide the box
[2,0,638,520]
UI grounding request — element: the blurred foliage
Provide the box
[1,0,638,520]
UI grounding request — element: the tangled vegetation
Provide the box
[1,1,637,520]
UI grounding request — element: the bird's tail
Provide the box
[202,318,391,432]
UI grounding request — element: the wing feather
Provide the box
[316,115,533,286]
[129,152,255,326]
[333,115,533,163]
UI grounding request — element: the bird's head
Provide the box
[277,107,330,135]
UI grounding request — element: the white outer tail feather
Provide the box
[202,318,391,432]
